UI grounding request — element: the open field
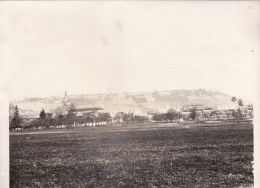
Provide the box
[10,123,253,187]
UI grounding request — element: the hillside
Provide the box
[10,89,240,118]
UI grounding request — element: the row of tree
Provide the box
[27,109,112,128]
[152,107,249,123]
[9,99,250,130]
[113,112,149,125]
[9,106,150,130]
[231,97,244,106]
[151,109,195,123]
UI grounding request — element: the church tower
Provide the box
[62,91,71,107]
[60,91,72,115]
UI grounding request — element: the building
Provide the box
[158,105,171,113]
[180,111,191,119]
[216,104,238,111]
[133,109,147,116]
[59,91,103,116]
[62,91,71,107]
[70,106,104,116]
[57,91,72,116]
[181,104,205,112]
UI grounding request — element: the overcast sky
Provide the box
[1,1,259,101]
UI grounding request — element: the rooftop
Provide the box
[70,107,104,113]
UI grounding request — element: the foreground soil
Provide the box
[10,123,253,187]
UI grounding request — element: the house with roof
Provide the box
[181,104,205,112]
[70,106,104,116]
[60,91,104,117]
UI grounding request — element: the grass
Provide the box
[10,123,253,187]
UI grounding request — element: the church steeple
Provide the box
[57,91,72,116]
[62,91,70,106]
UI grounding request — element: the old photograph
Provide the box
[1,1,260,187]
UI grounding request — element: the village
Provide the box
[9,91,254,131]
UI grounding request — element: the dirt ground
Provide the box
[10,123,253,187]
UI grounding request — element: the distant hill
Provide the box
[10,89,244,118]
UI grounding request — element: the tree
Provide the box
[133,115,148,124]
[152,113,164,123]
[189,108,197,120]
[166,109,178,123]
[63,111,76,125]
[202,112,209,119]
[237,109,242,118]
[162,113,167,122]
[39,108,46,119]
[47,113,53,118]
[122,113,133,125]
[9,104,16,124]
[29,109,53,128]
[102,113,112,123]
[114,112,123,124]
[96,112,111,124]
[231,110,237,118]
[10,105,22,129]
[210,111,217,116]
[45,113,54,127]
[55,105,68,118]
[89,113,96,126]
[232,109,242,119]
[231,97,237,103]
[54,106,66,125]
[238,99,244,106]
[83,113,92,123]
[166,109,174,123]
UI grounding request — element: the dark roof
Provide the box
[183,104,204,107]
[22,117,38,120]
[70,107,103,113]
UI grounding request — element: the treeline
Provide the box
[152,109,188,123]
[25,109,113,128]
[9,106,150,130]
[152,107,251,123]
[113,112,148,125]
[10,104,251,131]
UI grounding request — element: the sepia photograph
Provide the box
[1,1,260,187]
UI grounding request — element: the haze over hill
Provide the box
[10,89,249,118]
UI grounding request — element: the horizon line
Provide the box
[9,88,236,101]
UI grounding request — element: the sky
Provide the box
[1,1,260,101]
